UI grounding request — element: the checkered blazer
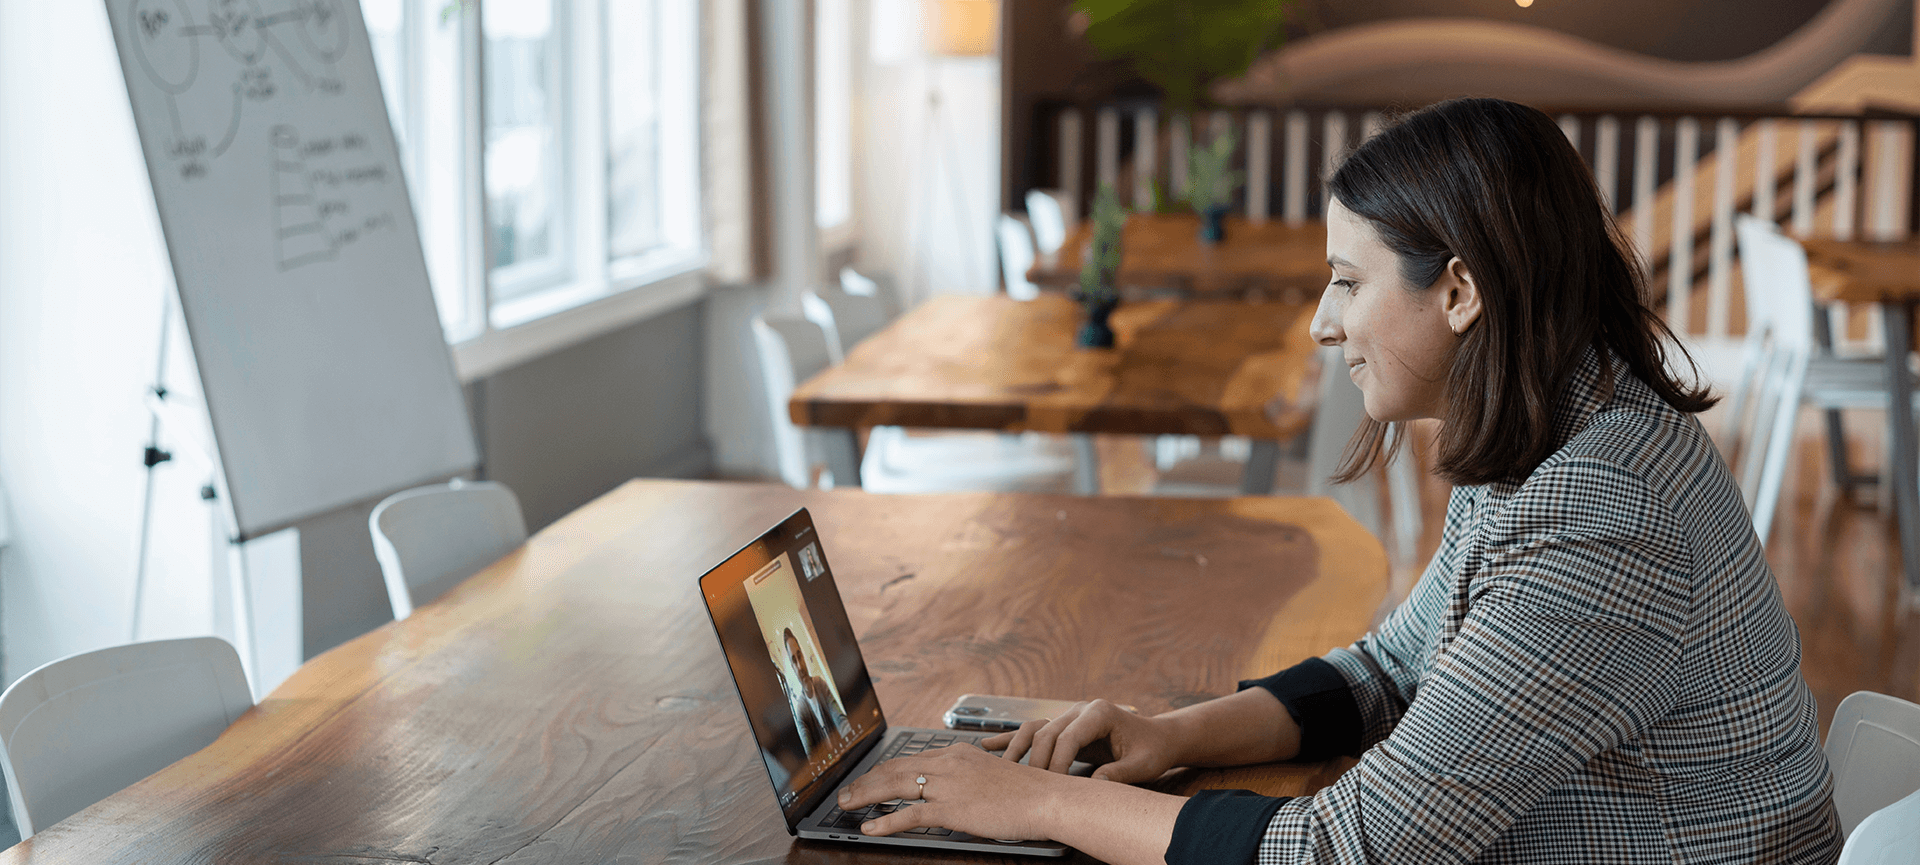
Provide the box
[1251,351,1840,863]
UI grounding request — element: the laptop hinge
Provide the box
[789,724,888,826]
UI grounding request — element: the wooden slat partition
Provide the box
[1036,103,1919,344]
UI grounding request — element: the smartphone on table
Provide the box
[943,694,1138,732]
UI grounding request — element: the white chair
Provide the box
[1025,188,1074,255]
[839,265,901,321]
[801,287,889,363]
[996,214,1042,301]
[752,313,1080,494]
[752,314,841,489]
[1841,787,1920,864]
[0,637,253,837]
[369,480,528,620]
[1827,691,1920,839]
[1728,217,1913,543]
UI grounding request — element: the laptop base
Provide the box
[795,726,1073,856]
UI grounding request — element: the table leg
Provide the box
[1881,300,1920,593]
[1071,434,1100,495]
[822,429,863,489]
[1240,440,1281,496]
[1812,305,1859,497]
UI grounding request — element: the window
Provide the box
[815,0,853,233]
[484,0,568,293]
[365,0,703,352]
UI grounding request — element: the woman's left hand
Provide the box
[836,743,1069,841]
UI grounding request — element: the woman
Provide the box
[836,98,1841,864]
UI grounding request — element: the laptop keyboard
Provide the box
[818,730,983,836]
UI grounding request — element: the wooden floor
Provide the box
[1091,408,1920,735]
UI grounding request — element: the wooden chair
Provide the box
[369,481,528,620]
[0,637,253,837]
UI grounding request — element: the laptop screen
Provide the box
[699,509,885,825]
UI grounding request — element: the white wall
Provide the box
[0,0,302,691]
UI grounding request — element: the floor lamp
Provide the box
[908,0,997,306]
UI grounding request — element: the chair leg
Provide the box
[822,430,863,489]
[1824,409,1857,497]
[1240,440,1281,495]
[1071,434,1100,495]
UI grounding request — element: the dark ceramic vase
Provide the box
[1199,205,1229,244]
[1076,298,1118,348]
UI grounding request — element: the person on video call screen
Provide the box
[780,625,849,756]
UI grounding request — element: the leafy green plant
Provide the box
[1073,0,1293,110]
[1186,128,1243,214]
[1077,183,1127,305]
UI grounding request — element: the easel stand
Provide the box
[909,61,982,305]
[130,294,258,694]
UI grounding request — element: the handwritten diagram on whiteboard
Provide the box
[107,0,477,540]
[126,0,400,271]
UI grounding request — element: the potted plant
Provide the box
[1075,183,1126,348]
[1071,0,1294,113]
[1187,127,1242,243]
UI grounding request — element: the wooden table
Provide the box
[1027,213,1329,296]
[1803,237,1920,594]
[1,480,1387,864]
[790,294,1321,495]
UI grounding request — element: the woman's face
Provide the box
[1310,199,1472,423]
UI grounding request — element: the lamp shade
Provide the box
[925,0,998,57]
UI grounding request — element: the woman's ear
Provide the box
[1443,257,1483,336]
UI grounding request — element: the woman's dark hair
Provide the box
[1328,97,1715,487]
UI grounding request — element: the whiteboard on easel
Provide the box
[105,0,478,540]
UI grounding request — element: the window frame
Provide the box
[369,0,706,375]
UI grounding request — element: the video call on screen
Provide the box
[703,512,881,816]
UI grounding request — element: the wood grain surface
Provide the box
[1802,237,1920,303]
[1028,214,1329,295]
[789,295,1321,439]
[0,481,1385,865]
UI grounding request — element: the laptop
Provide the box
[697,508,1074,856]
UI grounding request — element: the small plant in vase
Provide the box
[1075,183,1126,349]
[1187,128,1243,243]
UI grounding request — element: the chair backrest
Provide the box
[0,637,253,836]
[1840,787,1920,864]
[369,480,528,620]
[996,214,1041,301]
[751,315,836,489]
[839,266,900,319]
[1826,690,1920,837]
[1025,188,1073,255]
[802,287,889,362]
[1728,216,1816,543]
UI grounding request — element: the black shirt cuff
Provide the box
[1166,789,1290,865]
[1239,656,1363,761]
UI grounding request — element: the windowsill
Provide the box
[451,254,708,381]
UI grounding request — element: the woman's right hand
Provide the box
[982,699,1184,784]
